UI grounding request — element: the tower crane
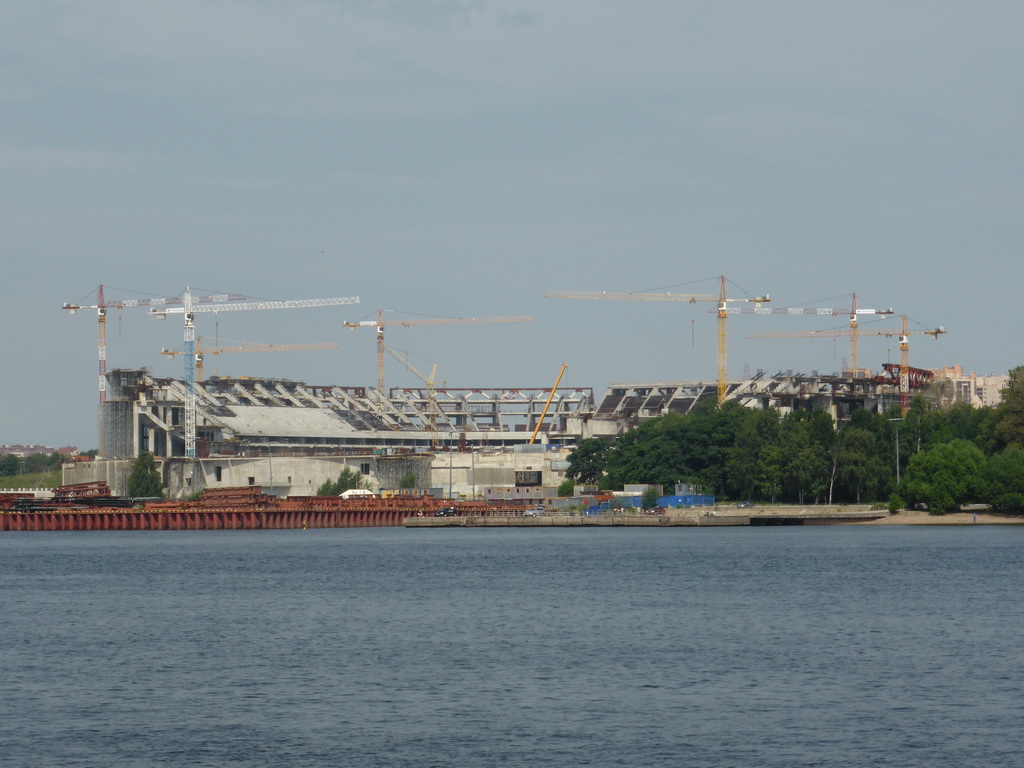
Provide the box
[717,293,892,375]
[343,309,532,393]
[151,287,359,459]
[746,314,946,414]
[61,285,245,404]
[548,276,770,404]
[160,338,340,383]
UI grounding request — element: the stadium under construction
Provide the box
[62,365,928,499]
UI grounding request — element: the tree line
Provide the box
[0,452,67,478]
[565,367,1024,514]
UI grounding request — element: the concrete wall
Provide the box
[429,449,572,500]
[62,459,134,496]
[165,455,385,499]
[66,447,574,501]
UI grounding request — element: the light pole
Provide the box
[889,418,903,484]
[449,430,455,499]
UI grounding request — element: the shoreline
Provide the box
[861,509,1024,525]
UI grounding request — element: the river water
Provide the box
[2,525,1022,767]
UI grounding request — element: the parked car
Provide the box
[435,506,458,517]
[524,506,545,516]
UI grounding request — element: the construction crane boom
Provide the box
[161,338,339,382]
[548,276,770,404]
[344,309,532,392]
[62,285,246,405]
[546,291,718,302]
[151,287,359,459]
[721,293,892,373]
[383,344,442,437]
[529,364,568,445]
[747,329,901,339]
[746,314,946,413]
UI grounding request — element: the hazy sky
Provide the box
[3,1,1022,450]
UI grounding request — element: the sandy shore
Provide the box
[862,509,1024,525]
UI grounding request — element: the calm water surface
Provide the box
[2,526,1022,767]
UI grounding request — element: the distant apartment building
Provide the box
[931,365,1008,408]
[0,444,78,458]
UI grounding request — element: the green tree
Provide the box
[0,454,20,477]
[23,453,51,474]
[605,401,751,495]
[566,438,610,485]
[896,396,956,457]
[779,415,829,504]
[317,467,370,496]
[980,367,1024,452]
[557,478,575,497]
[724,408,781,501]
[641,485,659,510]
[126,450,163,498]
[685,401,752,495]
[983,447,1024,513]
[901,439,986,514]
[831,427,883,503]
[399,471,417,489]
[946,402,987,443]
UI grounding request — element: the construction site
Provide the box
[59,282,954,499]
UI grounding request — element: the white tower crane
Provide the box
[151,287,359,459]
[62,285,245,404]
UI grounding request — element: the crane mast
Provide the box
[343,310,532,393]
[719,292,893,374]
[152,287,359,459]
[746,314,945,414]
[548,275,770,404]
[63,285,242,404]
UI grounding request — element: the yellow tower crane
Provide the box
[746,314,946,414]
[343,309,532,393]
[547,276,769,404]
[722,293,892,376]
[160,337,340,382]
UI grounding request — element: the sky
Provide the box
[2,0,1022,451]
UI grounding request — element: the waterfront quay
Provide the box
[406,506,888,527]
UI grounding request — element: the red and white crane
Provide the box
[722,292,893,374]
[747,314,946,413]
[62,285,246,404]
[151,287,359,459]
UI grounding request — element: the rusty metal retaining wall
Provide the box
[0,507,410,532]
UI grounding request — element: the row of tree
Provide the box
[0,452,68,478]
[565,367,1024,514]
[315,468,417,496]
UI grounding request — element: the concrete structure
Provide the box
[66,365,972,499]
[592,370,912,428]
[96,369,595,460]
[76,368,592,498]
[63,444,575,500]
[483,485,559,503]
